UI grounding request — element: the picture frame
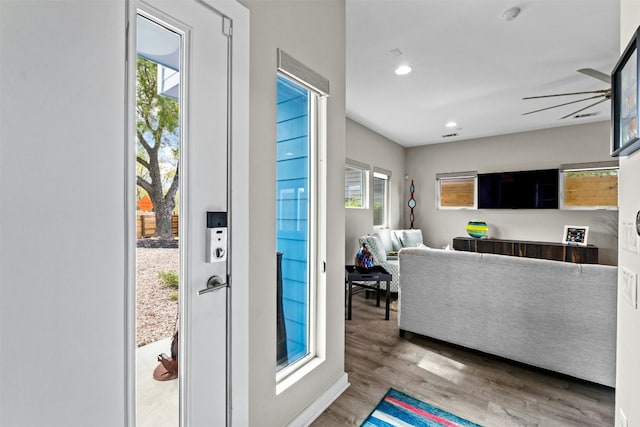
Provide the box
[563,225,589,246]
[612,25,640,157]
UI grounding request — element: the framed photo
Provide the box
[563,225,589,246]
[612,26,640,157]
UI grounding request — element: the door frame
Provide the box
[124,1,250,425]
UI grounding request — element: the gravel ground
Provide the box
[136,247,179,347]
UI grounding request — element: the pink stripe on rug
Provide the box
[385,395,462,427]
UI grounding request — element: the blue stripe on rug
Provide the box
[361,388,483,427]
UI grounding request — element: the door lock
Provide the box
[206,211,228,263]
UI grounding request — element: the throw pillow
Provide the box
[365,234,387,263]
[390,231,403,251]
[376,229,394,253]
[401,229,423,248]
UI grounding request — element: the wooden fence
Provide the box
[564,174,617,207]
[439,178,475,207]
[137,212,179,238]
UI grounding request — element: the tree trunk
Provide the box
[154,203,175,240]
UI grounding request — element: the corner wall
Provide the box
[345,119,407,263]
[616,2,640,425]
[240,1,347,425]
[405,122,618,265]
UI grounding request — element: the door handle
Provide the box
[198,275,227,295]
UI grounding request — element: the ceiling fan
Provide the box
[522,68,611,119]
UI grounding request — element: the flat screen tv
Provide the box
[478,168,559,209]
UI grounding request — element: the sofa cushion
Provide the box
[390,231,403,251]
[400,229,423,247]
[375,229,395,253]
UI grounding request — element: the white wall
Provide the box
[616,2,640,426]
[0,2,127,425]
[345,118,406,263]
[405,122,619,265]
[240,1,347,425]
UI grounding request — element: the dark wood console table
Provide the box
[453,237,598,264]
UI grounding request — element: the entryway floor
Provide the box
[136,337,178,427]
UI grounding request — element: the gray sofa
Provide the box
[398,246,617,387]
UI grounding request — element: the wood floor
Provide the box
[311,293,615,426]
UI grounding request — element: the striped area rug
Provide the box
[361,389,482,427]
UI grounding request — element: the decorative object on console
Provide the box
[612,25,640,157]
[408,179,416,229]
[563,225,589,246]
[355,242,374,268]
[466,219,488,239]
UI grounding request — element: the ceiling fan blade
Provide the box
[523,89,610,100]
[578,68,612,84]
[560,97,609,119]
[522,94,606,116]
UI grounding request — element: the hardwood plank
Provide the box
[311,293,614,426]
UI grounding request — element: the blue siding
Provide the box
[277,136,308,159]
[276,75,310,364]
[277,116,308,142]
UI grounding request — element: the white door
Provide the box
[131,1,231,425]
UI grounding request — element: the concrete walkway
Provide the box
[136,337,178,427]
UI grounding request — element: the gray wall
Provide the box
[616,3,640,425]
[405,121,619,265]
[0,2,127,424]
[241,1,347,425]
[345,119,407,263]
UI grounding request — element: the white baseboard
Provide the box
[287,372,350,427]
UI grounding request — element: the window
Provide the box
[345,162,368,208]
[436,171,477,209]
[560,161,618,210]
[373,170,389,227]
[275,50,328,385]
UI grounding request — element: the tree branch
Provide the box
[136,156,150,170]
[137,130,153,153]
[136,176,153,195]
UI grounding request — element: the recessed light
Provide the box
[446,121,457,128]
[395,65,412,75]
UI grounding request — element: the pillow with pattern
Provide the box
[365,234,387,263]
[401,229,423,248]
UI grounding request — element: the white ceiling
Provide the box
[346,0,621,147]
